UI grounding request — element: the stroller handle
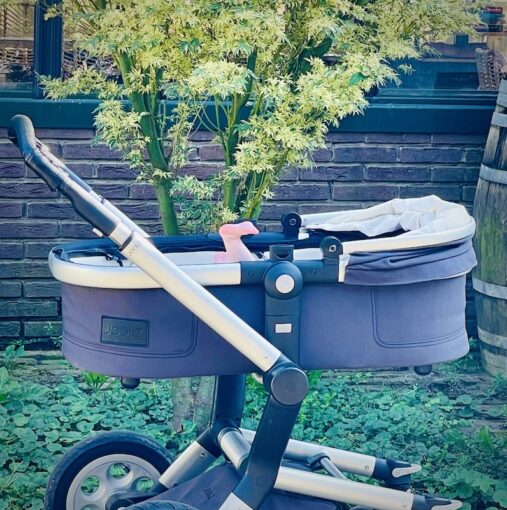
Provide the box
[8,115,147,237]
[9,114,92,193]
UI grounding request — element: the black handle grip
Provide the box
[8,114,67,191]
[8,114,92,192]
[8,114,37,154]
[8,115,118,236]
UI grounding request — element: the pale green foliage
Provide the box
[171,175,238,233]
[21,0,482,232]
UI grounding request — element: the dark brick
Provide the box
[464,149,484,164]
[24,281,61,298]
[0,143,24,158]
[312,147,333,162]
[130,183,156,199]
[400,147,463,163]
[0,162,25,177]
[431,166,480,183]
[0,300,58,318]
[64,162,95,178]
[139,223,164,236]
[62,142,123,160]
[300,165,364,181]
[462,186,477,202]
[37,128,95,139]
[0,321,20,337]
[399,185,461,201]
[264,222,283,232]
[27,202,77,219]
[0,282,22,297]
[274,184,329,201]
[0,182,59,198]
[431,134,487,145]
[180,164,224,179]
[365,165,430,182]
[25,242,55,259]
[119,203,160,220]
[0,202,23,218]
[278,166,298,181]
[259,203,298,221]
[96,163,138,179]
[189,131,216,142]
[93,183,128,199]
[0,243,23,259]
[0,222,58,239]
[200,144,224,161]
[365,133,430,144]
[59,222,95,238]
[327,133,365,143]
[24,320,62,337]
[334,147,397,163]
[0,262,51,279]
[332,185,399,201]
[298,202,363,215]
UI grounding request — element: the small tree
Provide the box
[30,0,481,431]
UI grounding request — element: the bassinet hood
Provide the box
[301,196,475,243]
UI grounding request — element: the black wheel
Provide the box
[45,431,173,510]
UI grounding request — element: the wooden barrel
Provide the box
[473,80,507,376]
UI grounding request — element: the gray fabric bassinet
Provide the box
[49,196,477,379]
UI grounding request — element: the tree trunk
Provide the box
[193,377,215,431]
[171,378,194,432]
[154,178,179,235]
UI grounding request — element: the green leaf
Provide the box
[486,407,504,418]
[458,407,475,418]
[12,414,29,427]
[456,482,474,499]
[493,489,507,506]
[456,395,474,405]
[349,72,367,85]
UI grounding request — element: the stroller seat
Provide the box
[128,464,335,510]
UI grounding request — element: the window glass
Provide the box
[63,17,119,80]
[0,2,34,88]
[383,2,507,93]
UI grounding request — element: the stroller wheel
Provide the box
[44,430,173,510]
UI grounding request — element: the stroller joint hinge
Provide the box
[373,458,421,491]
[264,358,308,406]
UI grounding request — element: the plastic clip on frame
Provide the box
[8,115,464,510]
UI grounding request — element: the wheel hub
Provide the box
[66,454,161,510]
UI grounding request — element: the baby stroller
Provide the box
[9,115,477,510]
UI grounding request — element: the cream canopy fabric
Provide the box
[301,195,475,240]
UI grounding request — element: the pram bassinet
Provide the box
[49,196,477,379]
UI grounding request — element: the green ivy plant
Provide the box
[36,0,482,234]
[1,351,505,510]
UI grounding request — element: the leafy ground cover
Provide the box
[0,345,506,510]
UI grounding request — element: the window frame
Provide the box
[0,1,498,134]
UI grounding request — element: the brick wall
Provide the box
[0,129,485,347]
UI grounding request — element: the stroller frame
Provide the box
[8,115,462,510]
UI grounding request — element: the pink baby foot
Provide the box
[215,221,259,263]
